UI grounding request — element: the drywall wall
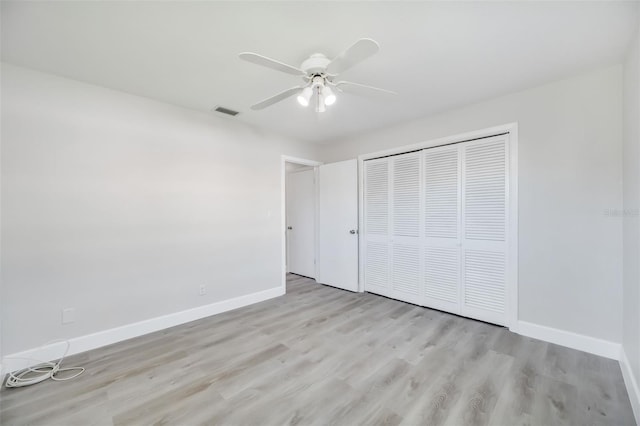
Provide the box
[322,66,624,344]
[1,63,318,355]
[623,25,640,419]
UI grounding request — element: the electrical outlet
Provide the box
[62,308,75,324]
[199,284,206,296]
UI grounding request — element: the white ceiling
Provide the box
[2,1,638,144]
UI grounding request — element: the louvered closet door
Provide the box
[461,136,509,326]
[363,158,391,297]
[389,152,422,305]
[423,145,461,314]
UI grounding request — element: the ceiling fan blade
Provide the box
[326,38,380,75]
[239,52,305,76]
[251,86,304,110]
[334,81,397,97]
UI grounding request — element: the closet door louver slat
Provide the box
[392,155,421,238]
[464,141,506,242]
[392,244,421,299]
[365,241,389,289]
[424,247,459,306]
[464,250,506,313]
[424,149,459,239]
[365,160,389,236]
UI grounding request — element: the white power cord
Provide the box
[4,340,85,388]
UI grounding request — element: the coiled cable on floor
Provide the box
[4,340,85,388]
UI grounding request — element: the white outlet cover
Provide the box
[62,308,75,324]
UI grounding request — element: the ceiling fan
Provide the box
[239,38,396,113]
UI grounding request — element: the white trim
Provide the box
[313,165,321,280]
[517,321,621,360]
[357,122,519,331]
[280,155,323,292]
[357,123,518,162]
[2,286,284,375]
[621,348,640,423]
[507,125,519,333]
[357,156,365,292]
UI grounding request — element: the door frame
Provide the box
[281,155,323,293]
[357,123,519,332]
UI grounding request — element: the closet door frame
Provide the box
[358,123,519,332]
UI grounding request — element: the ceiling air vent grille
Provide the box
[213,106,240,116]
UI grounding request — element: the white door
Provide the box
[363,158,391,297]
[423,145,462,314]
[286,169,316,278]
[460,136,509,325]
[389,152,423,305]
[317,159,359,292]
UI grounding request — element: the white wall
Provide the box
[623,24,640,420]
[1,64,318,355]
[321,66,624,344]
[0,60,629,363]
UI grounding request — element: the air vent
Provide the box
[213,106,240,116]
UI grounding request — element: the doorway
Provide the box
[280,156,361,294]
[281,156,322,292]
[286,163,316,278]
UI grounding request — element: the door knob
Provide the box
[349,229,357,234]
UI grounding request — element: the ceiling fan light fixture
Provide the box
[323,85,336,106]
[297,86,313,107]
[239,38,394,112]
[316,87,326,113]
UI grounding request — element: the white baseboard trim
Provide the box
[2,286,284,375]
[620,348,640,424]
[517,321,621,360]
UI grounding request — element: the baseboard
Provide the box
[621,349,640,424]
[2,286,284,375]
[517,321,621,360]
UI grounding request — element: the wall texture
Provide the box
[1,64,318,355]
[0,61,630,363]
[321,66,624,344]
[623,24,640,418]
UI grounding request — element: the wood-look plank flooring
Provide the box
[1,274,635,425]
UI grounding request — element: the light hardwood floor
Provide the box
[1,274,636,425]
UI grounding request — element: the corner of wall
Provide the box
[621,348,640,423]
[517,321,621,360]
[621,19,640,425]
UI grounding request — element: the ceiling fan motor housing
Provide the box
[301,53,331,75]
